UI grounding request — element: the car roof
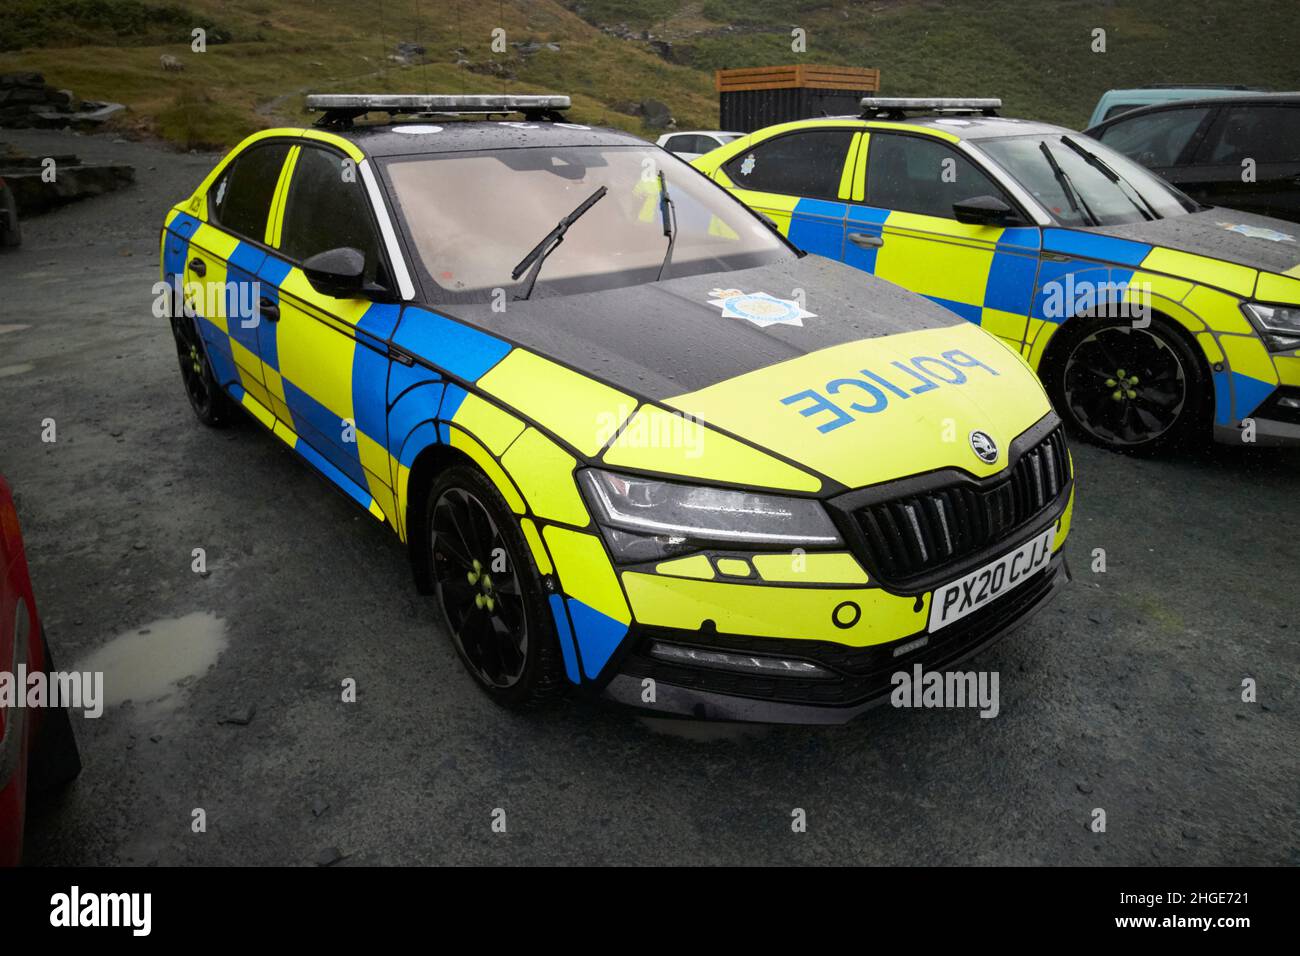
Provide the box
[325,120,647,158]
[818,113,1070,140]
[1087,91,1300,129]
[1102,85,1264,96]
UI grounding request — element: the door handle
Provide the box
[848,232,884,249]
[188,257,206,277]
[258,297,280,322]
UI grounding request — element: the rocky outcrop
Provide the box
[0,72,125,131]
[0,150,135,215]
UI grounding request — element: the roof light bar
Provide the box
[861,97,1002,111]
[305,93,571,113]
[863,97,1003,118]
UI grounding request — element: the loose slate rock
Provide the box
[219,704,257,726]
[315,846,345,866]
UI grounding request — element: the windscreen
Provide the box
[383,145,788,303]
[977,133,1199,227]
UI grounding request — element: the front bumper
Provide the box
[600,550,1070,724]
[1213,387,1300,446]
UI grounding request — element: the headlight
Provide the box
[577,468,842,563]
[1241,302,1300,352]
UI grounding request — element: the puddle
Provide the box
[638,717,770,742]
[75,611,228,711]
[0,363,34,378]
[0,324,31,335]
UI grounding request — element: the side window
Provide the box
[663,135,694,155]
[722,129,857,201]
[279,145,383,282]
[1196,106,1300,165]
[1094,107,1212,167]
[210,142,291,242]
[865,133,1007,219]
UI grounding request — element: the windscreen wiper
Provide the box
[656,170,676,282]
[1060,135,1159,221]
[511,185,607,300]
[1039,140,1098,227]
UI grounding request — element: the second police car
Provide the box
[693,98,1300,450]
[160,94,1074,724]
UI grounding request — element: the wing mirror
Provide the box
[302,246,367,298]
[953,195,1025,227]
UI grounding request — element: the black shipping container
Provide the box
[717,65,881,133]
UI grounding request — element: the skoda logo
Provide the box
[969,430,999,464]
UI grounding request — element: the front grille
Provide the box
[853,427,1070,585]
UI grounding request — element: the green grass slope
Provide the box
[568,0,1300,127]
[1,0,1297,149]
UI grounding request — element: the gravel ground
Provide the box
[1,129,1297,866]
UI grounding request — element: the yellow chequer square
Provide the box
[874,230,994,306]
[979,307,1029,346]
[273,295,356,424]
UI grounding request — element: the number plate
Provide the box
[928,528,1055,632]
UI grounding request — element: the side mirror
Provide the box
[953,195,1024,227]
[302,246,366,299]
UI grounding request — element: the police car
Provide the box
[160,93,1073,724]
[692,98,1300,450]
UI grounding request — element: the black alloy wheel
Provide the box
[425,465,565,708]
[170,312,236,427]
[1058,321,1203,449]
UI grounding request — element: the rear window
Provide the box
[723,129,857,201]
[210,142,291,243]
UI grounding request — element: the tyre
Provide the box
[170,309,238,427]
[423,464,565,710]
[26,630,82,798]
[1047,316,1208,451]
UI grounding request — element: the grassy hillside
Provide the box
[0,0,718,148]
[567,0,1300,127]
[1,0,1297,149]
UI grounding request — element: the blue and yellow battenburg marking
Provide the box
[166,191,641,682]
[692,118,1296,428]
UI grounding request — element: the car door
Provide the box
[188,140,293,407]
[266,142,403,520]
[715,126,859,260]
[845,131,1040,351]
[1186,104,1300,222]
[1090,105,1217,202]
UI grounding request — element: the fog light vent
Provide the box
[648,641,834,680]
